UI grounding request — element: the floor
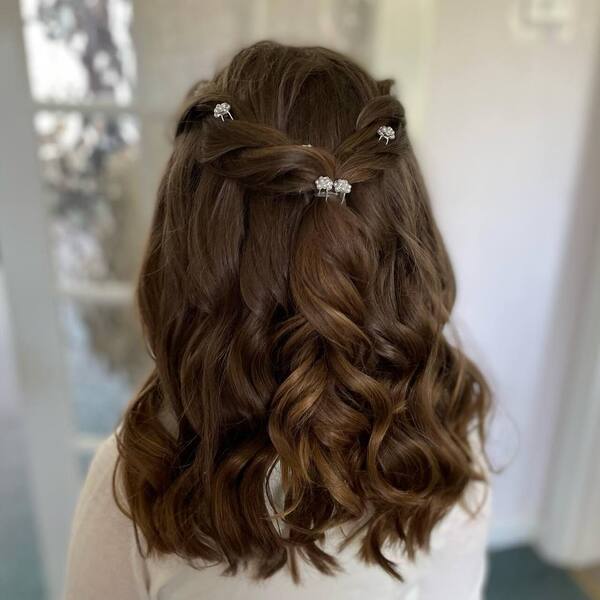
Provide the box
[485,546,594,600]
[573,566,600,599]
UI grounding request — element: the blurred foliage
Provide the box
[32,0,133,101]
[36,111,138,282]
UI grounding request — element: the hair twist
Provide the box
[175,85,407,197]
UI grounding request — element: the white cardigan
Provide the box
[65,435,491,600]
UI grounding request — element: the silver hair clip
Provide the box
[333,178,351,204]
[214,102,233,121]
[315,176,334,198]
[314,176,351,203]
[377,125,395,144]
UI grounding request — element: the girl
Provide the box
[66,41,491,599]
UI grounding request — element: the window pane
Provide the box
[61,297,150,436]
[77,447,95,476]
[20,0,136,105]
[34,110,141,283]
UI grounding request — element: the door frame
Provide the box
[536,46,600,566]
[0,3,79,599]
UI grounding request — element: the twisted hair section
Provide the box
[115,41,490,581]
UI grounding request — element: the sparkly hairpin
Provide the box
[315,176,334,198]
[333,179,351,204]
[214,102,233,121]
[377,125,395,144]
[314,176,351,203]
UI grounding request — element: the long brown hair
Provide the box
[115,41,490,581]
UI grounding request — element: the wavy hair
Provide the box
[115,41,490,581]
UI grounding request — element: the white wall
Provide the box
[537,30,600,565]
[416,0,600,547]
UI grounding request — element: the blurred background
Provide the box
[0,0,599,598]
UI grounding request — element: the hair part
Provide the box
[115,40,490,581]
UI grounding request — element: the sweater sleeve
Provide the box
[416,427,493,600]
[64,434,149,600]
[417,478,492,600]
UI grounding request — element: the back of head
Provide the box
[116,40,490,580]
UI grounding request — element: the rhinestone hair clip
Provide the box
[377,125,395,144]
[214,102,233,121]
[314,176,352,204]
